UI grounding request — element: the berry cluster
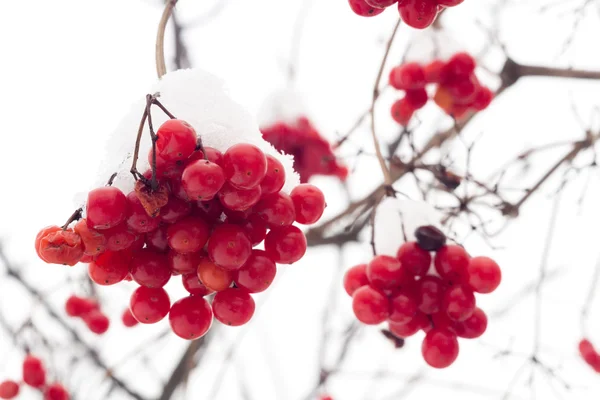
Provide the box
[35,118,326,340]
[348,0,465,29]
[261,117,348,183]
[64,295,109,334]
[389,53,493,125]
[579,339,600,373]
[344,226,501,368]
[0,355,68,400]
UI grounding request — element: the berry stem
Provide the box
[156,0,178,78]
[61,208,83,230]
[145,94,160,191]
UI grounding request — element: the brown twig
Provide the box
[156,0,178,78]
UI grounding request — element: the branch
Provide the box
[156,0,178,78]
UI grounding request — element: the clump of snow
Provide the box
[372,197,445,257]
[80,68,300,204]
[257,88,307,127]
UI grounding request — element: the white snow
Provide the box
[257,88,307,127]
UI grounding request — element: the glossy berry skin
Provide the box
[235,214,268,246]
[37,227,83,266]
[102,224,137,252]
[367,255,405,290]
[264,225,307,264]
[65,295,97,317]
[421,329,459,368]
[453,307,487,338]
[86,187,128,230]
[22,355,46,388]
[343,264,369,296]
[398,0,438,29]
[434,245,470,284]
[88,251,130,285]
[260,155,286,195]
[197,258,233,292]
[43,383,69,400]
[467,256,501,294]
[0,380,19,399]
[254,192,296,228]
[182,160,226,201]
[234,250,277,293]
[155,119,197,162]
[352,286,390,325]
[348,0,386,16]
[130,248,171,288]
[222,143,267,190]
[167,216,210,254]
[212,288,256,326]
[290,184,326,224]
[146,225,169,252]
[366,0,398,7]
[391,98,414,126]
[414,225,446,251]
[130,286,170,324]
[74,219,106,256]
[218,183,262,211]
[182,273,213,296]
[159,196,192,224]
[83,310,110,334]
[125,192,160,233]
[207,224,252,270]
[389,291,418,324]
[389,63,426,90]
[169,295,213,340]
[396,242,431,277]
[442,284,475,321]
[388,312,428,338]
[121,308,139,327]
[168,250,202,275]
[416,275,446,314]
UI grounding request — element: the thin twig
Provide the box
[156,0,178,78]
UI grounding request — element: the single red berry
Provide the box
[155,119,197,162]
[415,275,446,314]
[167,216,210,254]
[212,288,256,326]
[388,311,428,338]
[430,311,455,332]
[74,219,106,256]
[398,0,438,29]
[121,308,139,327]
[366,0,398,7]
[367,255,405,290]
[88,250,130,285]
[194,198,224,223]
[83,310,110,334]
[471,86,493,111]
[290,184,326,224]
[254,192,296,228]
[389,291,418,324]
[37,227,84,266]
[218,182,262,211]
[442,284,475,321]
[43,383,69,400]
[22,355,46,388]
[207,224,252,270]
[389,62,426,90]
[579,339,600,372]
[348,0,386,16]
[159,196,192,224]
[65,295,98,317]
[467,256,501,294]
[234,213,268,246]
[391,98,415,125]
[453,307,487,338]
[0,380,19,399]
[204,146,224,166]
[264,225,307,264]
[145,224,169,252]
[396,242,431,277]
[424,60,445,83]
[404,88,429,109]
[125,192,160,233]
[169,250,202,275]
[130,286,170,324]
[448,75,479,103]
[440,52,476,84]
[343,264,369,296]
[86,187,128,230]
[169,295,213,340]
[130,248,171,288]
[422,329,459,368]
[234,250,277,293]
[197,258,233,292]
[182,160,226,201]
[222,143,267,190]
[352,286,390,325]
[434,245,470,284]
[260,155,286,196]
[182,272,213,296]
[102,223,138,252]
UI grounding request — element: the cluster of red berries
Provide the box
[0,355,68,400]
[579,339,600,373]
[389,53,493,125]
[344,226,501,368]
[64,295,109,334]
[348,0,464,29]
[261,116,348,183]
[35,118,326,340]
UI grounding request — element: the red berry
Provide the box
[388,311,428,338]
[204,146,224,166]
[234,250,277,293]
[169,295,213,340]
[167,216,210,254]
[145,224,169,252]
[352,286,390,325]
[212,288,256,326]
[343,264,369,296]
[405,88,429,109]
[389,291,417,324]
[437,0,463,5]
[65,295,97,317]
[83,310,110,334]
[168,250,202,275]
[194,198,224,222]
[37,227,83,266]
[467,256,501,293]
[448,75,479,103]
[440,53,476,84]
[0,381,19,399]
[398,0,438,29]
[43,383,69,400]
[182,272,213,296]
[218,182,262,211]
[290,184,326,225]
[103,223,138,252]
[88,251,130,285]
[453,307,487,338]
[396,242,431,277]
[366,255,405,290]
[264,225,307,264]
[121,308,139,327]
[391,98,414,125]
[442,284,475,321]
[472,86,493,111]
[579,339,600,372]
[155,119,197,162]
[254,192,296,228]
[35,226,61,260]
[415,275,446,314]
[424,60,444,83]
[22,355,46,388]
[86,187,128,230]
[74,219,106,256]
[130,248,171,288]
[197,258,233,292]
[260,155,286,196]
[366,0,398,7]
[348,0,386,16]
[159,196,192,224]
[223,143,267,190]
[389,62,426,90]
[182,160,226,201]
[235,213,268,246]
[422,329,459,368]
[207,224,252,270]
[430,311,455,332]
[125,192,160,233]
[130,286,170,324]
[434,245,470,284]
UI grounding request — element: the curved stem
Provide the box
[156,0,178,78]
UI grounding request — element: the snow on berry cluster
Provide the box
[348,0,465,29]
[389,52,493,125]
[344,225,501,368]
[579,339,600,373]
[0,355,68,400]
